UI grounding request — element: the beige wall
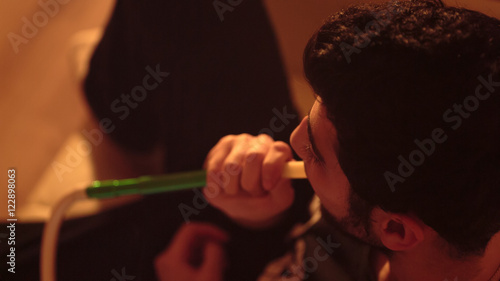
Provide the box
[0,0,115,212]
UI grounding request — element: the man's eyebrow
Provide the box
[307,113,325,163]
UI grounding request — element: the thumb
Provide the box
[200,241,227,281]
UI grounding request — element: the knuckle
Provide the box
[245,150,265,163]
[257,133,273,143]
[249,136,271,152]
[272,141,291,153]
[206,159,221,172]
[220,134,236,144]
[238,133,252,141]
[232,134,253,149]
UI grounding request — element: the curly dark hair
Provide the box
[304,0,500,257]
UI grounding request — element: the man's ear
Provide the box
[371,207,425,251]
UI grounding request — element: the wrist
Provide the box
[233,211,289,230]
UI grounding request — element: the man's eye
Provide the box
[305,144,321,165]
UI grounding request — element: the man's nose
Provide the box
[289,116,308,157]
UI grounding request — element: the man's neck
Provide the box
[387,252,479,281]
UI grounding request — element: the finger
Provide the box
[262,141,293,191]
[200,241,227,281]
[205,136,236,198]
[241,134,273,196]
[203,181,222,201]
[204,135,234,171]
[167,223,229,263]
[221,134,252,195]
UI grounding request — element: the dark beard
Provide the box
[319,192,393,256]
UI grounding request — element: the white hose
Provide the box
[40,189,87,281]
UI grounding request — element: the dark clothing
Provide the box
[257,200,376,281]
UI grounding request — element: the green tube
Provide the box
[86,170,207,199]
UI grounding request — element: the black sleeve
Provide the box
[215,180,314,281]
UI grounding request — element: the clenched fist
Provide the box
[203,134,295,229]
